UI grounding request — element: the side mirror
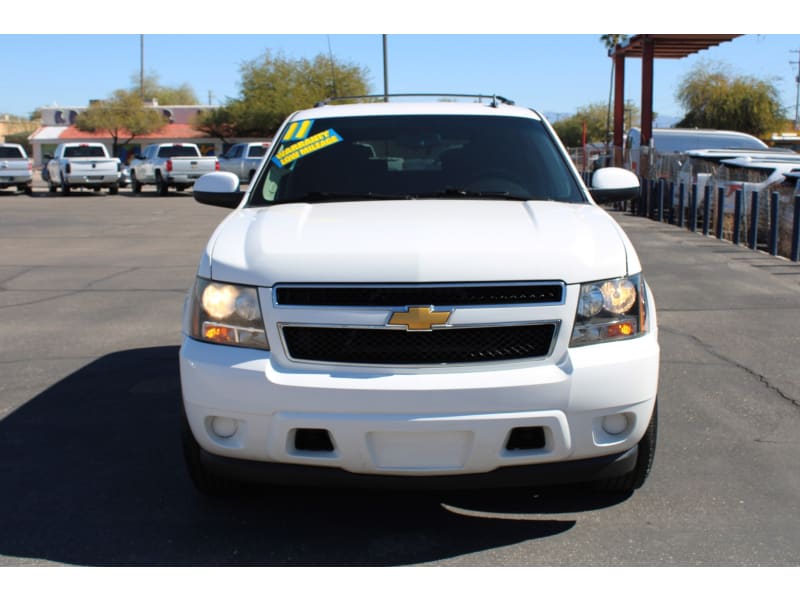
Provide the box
[590,167,640,204]
[193,172,243,208]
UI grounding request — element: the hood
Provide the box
[205,200,632,286]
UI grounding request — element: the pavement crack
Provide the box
[660,324,800,410]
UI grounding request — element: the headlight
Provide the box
[570,274,647,347]
[185,278,269,350]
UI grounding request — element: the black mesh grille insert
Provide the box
[282,324,556,365]
[275,284,563,307]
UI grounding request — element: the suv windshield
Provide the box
[249,114,584,206]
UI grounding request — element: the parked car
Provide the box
[0,143,33,194]
[218,142,271,183]
[180,95,659,496]
[676,148,800,201]
[45,143,121,195]
[624,127,769,179]
[129,143,218,195]
[714,156,800,211]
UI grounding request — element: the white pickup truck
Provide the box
[129,143,218,195]
[0,143,33,194]
[218,141,271,183]
[181,96,660,496]
[45,143,121,195]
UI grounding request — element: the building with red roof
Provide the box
[27,103,253,166]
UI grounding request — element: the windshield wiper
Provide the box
[279,192,414,203]
[423,188,534,201]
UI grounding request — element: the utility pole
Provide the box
[382,35,389,102]
[140,34,145,101]
[791,49,800,130]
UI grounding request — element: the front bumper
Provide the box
[180,326,659,481]
[196,442,638,489]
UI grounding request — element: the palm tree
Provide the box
[600,35,628,165]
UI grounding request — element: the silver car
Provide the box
[217,142,271,183]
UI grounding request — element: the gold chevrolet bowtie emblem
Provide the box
[388,306,452,331]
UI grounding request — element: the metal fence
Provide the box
[570,148,800,263]
[626,175,800,263]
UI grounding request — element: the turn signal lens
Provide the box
[202,324,236,344]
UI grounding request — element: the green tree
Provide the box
[553,101,639,147]
[131,71,199,105]
[74,90,167,156]
[676,61,785,137]
[197,51,370,139]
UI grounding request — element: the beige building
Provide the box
[0,114,38,143]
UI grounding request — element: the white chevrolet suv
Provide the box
[180,95,659,495]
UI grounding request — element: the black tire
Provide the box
[180,406,238,497]
[48,176,56,194]
[155,171,168,196]
[19,184,33,195]
[131,171,142,194]
[594,401,658,493]
[109,184,119,195]
[60,173,70,196]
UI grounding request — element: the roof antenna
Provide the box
[327,35,338,99]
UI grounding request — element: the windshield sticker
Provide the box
[282,120,314,142]
[272,129,343,168]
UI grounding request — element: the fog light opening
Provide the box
[506,427,546,451]
[294,428,334,452]
[602,414,629,435]
[210,416,238,439]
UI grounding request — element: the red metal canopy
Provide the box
[610,34,742,170]
[612,34,741,59]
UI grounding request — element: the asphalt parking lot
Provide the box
[1,184,799,566]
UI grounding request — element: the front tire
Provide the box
[181,406,238,496]
[594,401,658,493]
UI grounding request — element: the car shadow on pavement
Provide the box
[0,346,628,566]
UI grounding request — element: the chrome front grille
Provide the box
[275,282,564,366]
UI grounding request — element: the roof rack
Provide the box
[314,93,515,108]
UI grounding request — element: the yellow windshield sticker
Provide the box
[272,128,343,168]
[283,119,314,142]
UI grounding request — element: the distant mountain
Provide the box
[653,115,681,128]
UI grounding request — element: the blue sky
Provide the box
[2,5,799,127]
